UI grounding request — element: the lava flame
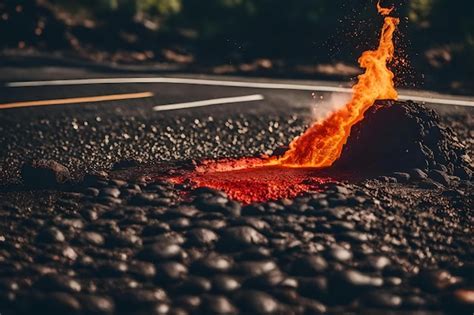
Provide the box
[169,2,401,204]
[273,2,399,167]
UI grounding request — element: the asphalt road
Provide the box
[1,62,473,184]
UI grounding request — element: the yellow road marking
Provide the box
[0,92,154,110]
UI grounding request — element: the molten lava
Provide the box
[171,2,400,203]
[273,4,399,167]
[185,164,333,204]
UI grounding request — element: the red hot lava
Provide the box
[173,159,334,204]
[172,2,399,203]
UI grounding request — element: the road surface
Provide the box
[1,63,473,184]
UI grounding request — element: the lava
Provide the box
[273,3,399,167]
[183,164,334,204]
[172,2,400,203]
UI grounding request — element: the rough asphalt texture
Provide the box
[0,64,473,314]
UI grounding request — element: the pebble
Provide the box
[365,255,391,270]
[326,246,353,262]
[235,290,279,314]
[186,228,219,246]
[418,269,461,292]
[299,276,328,298]
[107,233,142,248]
[165,206,199,218]
[99,261,128,276]
[174,295,201,311]
[329,185,351,195]
[179,276,212,294]
[85,187,100,197]
[156,262,188,282]
[34,274,82,293]
[79,295,115,314]
[80,231,105,246]
[212,275,241,292]
[62,246,79,261]
[138,243,182,261]
[330,221,355,232]
[334,269,384,289]
[409,168,428,180]
[114,289,168,311]
[21,159,71,187]
[201,295,237,314]
[142,223,171,236]
[339,231,369,243]
[237,260,278,277]
[363,291,402,308]
[128,261,157,280]
[219,226,268,249]
[36,227,66,243]
[130,193,172,206]
[309,198,329,209]
[191,256,233,275]
[154,302,171,314]
[43,292,81,313]
[392,172,410,182]
[290,255,328,275]
[301,299,327,314]
[429,170,451,186]
[100,187,121,198]
[418,179,444,189]
[403,295,428,308]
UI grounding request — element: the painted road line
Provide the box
[153,94,264,111]
[6,77,352,93]
[397,95,474,107]
[6,77,474,107]
[0,92,153,110]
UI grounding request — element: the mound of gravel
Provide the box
[334,101,472,179]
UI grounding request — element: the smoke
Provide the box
[311,92,352,123]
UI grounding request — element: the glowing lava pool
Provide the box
[169,158,335,204]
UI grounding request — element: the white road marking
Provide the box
[6,77,474,107]
[397,95,474,107]
[6,77,352,93]
[153,94,264,111]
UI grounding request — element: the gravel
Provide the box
[0,100,472,314]
[335,100,472,179]
[0,170,472,314]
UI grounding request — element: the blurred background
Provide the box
[1,0,473,94]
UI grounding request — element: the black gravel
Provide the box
[335,100,472,180]
[0,166,472,314]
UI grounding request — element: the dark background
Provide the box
[1,0,473,94]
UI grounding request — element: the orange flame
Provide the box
[271,4,399,168]
[377,0,394,16]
